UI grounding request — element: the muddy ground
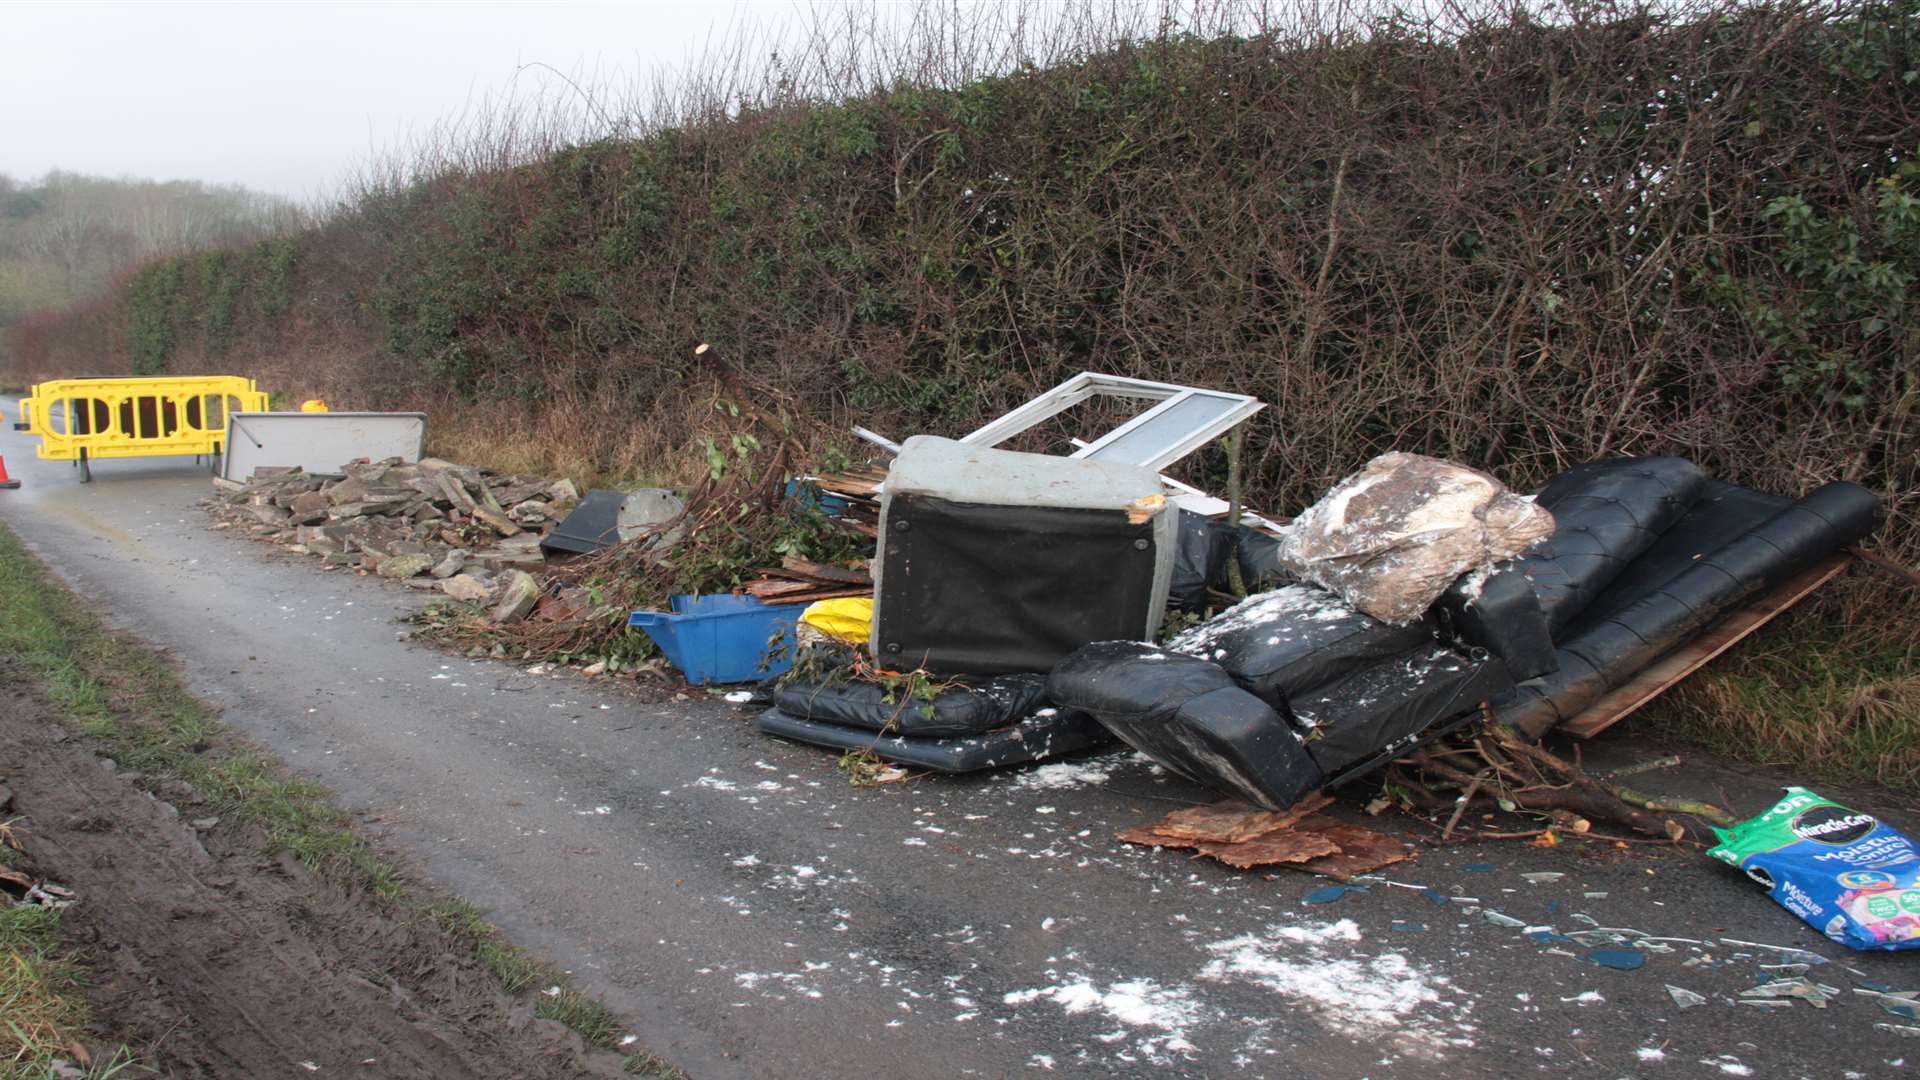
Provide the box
[0,671,633,1079]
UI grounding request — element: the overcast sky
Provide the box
[1,1,807,201]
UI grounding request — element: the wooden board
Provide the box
[1557,555,1851,739]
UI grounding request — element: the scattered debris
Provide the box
[1121,799,1414,881]
[1875,1023,1920,1038]
[1666,985,1708,1009]
[1740,977,1835,1007]
[1302,884,1368,905]
[1587,948,1647,972]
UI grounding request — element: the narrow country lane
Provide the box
[3,398,1916,1080]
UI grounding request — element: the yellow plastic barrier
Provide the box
[15,375,270,482]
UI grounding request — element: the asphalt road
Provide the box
[4,403,1917,1080]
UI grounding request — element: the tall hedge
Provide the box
[11,1,1918,553]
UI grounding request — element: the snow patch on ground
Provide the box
[1012,762,1113,790]
[1200,920,1472,1057]
[1003,978,1202,1060]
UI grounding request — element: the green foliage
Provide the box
[127,258,185,374]
[196,249,242,355]
[662,498,865,597]
[251,236,299,320]
[12,2,1920,590]
[1710,166,1920,412]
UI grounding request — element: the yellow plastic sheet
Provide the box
[799,597,873,644]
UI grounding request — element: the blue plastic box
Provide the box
[629,593,805,685]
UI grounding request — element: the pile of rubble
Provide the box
[204,457,579,623]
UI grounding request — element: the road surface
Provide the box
[3,400,1915,1079]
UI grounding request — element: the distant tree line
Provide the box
[0,171,299,330]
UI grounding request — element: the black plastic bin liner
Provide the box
[1236,530,1285,589]
[1169,510,1225,613]
[1169,513,1288,612]
[1516,457,1707,632]
[1500,481,1880,739]
[1047,641,1324,809]
[1432,563,1559,682]
[1291,645,1513,778]
[755,706,1112,773]
[773,673,1050,739]
[1168,585,1433,712]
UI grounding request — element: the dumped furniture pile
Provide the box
[197,367,1910,945]
[746,373,1882,860]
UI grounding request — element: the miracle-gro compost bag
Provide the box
[1710,787,1920,952]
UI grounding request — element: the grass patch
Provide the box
[0,521,680,1076]
[1638,587,1920,791]
[2,905,87,1075]
[0,905,143,1079]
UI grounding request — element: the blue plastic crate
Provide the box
[628,593,805,685]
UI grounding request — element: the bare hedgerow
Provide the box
[8,0,1917,582]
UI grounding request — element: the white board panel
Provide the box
[221,412,428,479]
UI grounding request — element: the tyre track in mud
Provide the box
[0,676,630,1079]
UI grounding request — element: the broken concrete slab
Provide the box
[441,574,495,602]
[490,570,541,624]
[376,553,436,579]
[429,550,469,579]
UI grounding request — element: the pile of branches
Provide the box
[1390,719,1734,845]
[412,346,872,663]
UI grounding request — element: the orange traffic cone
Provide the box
[0,454,19,489]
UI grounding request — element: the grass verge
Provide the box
[0,521,685,1079]
[1637,582,1920,792]
[2,821,142,1079]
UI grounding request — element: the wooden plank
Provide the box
[778,556,872,584]
[754,586,872,604]
[1558,555,1851,739]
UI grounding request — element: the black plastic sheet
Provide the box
[773,673,1050,739]
[540,489,626,555]
[755,706,1112,772]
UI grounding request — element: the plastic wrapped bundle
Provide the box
[1276,452,1555,625]
[773,673,1050,739]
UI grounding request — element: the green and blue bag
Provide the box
[1710,787,1920,952]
